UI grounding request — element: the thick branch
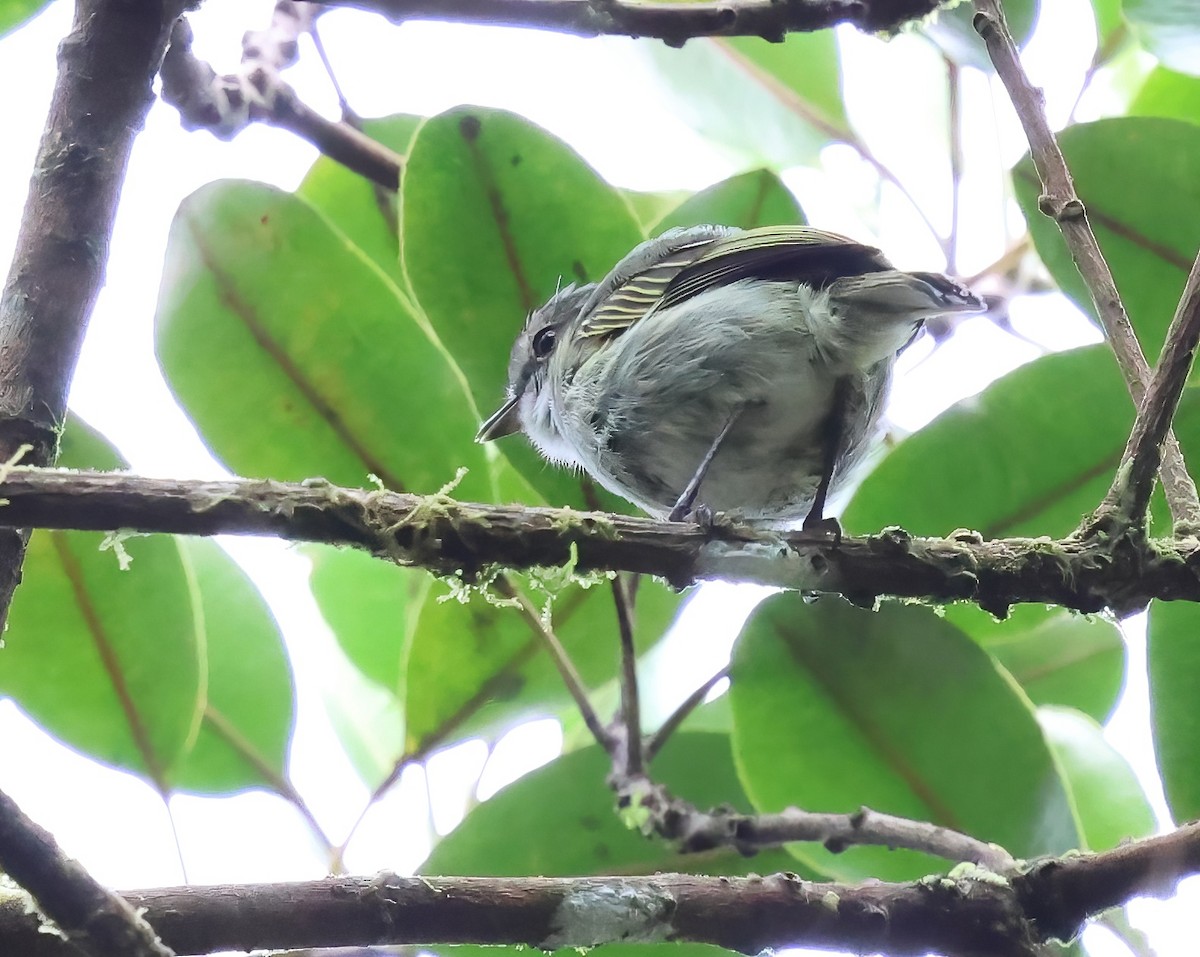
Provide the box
[315,0,946,42]
[1017,822,1200,943]
[4,823,1199,957]
[0,871,1041,957]
[0,2,186,955]
[0,470,1199,614]
[0,789,172,957]
[973,0,1200,530]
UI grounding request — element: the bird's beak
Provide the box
[476,393,522,443]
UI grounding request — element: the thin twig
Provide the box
[495,577,615,750]
[315,0,948,42]
[945,55,963,276]
[973,0,1200,530]
[1092,248,1200,532]
[605,772,1017,870]
[161,16,402,190]
[611,574,644,775]
[308,12,360,122]
[644,666,729,761]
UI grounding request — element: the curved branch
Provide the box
[313,0,947,43]
[0,469,1197,615]
[972,0,1200,531]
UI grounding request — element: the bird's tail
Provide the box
[825,270,986,366]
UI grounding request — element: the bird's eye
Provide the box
[532,326,557,359]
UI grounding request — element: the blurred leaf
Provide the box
[308,545,425,693]
[1131,66,1200,124]
[1013,118,1200,361]
[1147,599,1200,822]
[170,538,295,794]
[319,651,408,788]
[623,187,691,236]
[1039,706,1155,851]
[845,346,1197,540]
[942,604,1125,722]
[1124,0,1200,75]
[639,33,844,168]
[0,419,202,785]
[925,0,1039,70]
[731,595,1078,882]
[1091,0,1125,47]
[404,577,683,753]
[155,179,494,501]
[401,105,644,509]
[296,114,423,281]
[0,0,49,36]
[424,732,802,878]
[654,169,806,232]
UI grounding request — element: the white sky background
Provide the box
[0,1,1193,954]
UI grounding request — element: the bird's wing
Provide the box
[579,226,892,340]
[658,226,892,312]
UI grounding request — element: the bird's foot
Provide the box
[799,514,843,545]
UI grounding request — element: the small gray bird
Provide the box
[477,225,984,528]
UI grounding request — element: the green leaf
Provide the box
[0,419,203,785]
[925,0,1040,70]
[295,114,423,281]
[731,595,1078,882]
[623,187,691,236]
[155,179,494,501]
[654,169,806,232]
[0,0,50,37]
[1013,118,1200,361]
[942,604,1125,722]
[170,538,295,794]
[1039,706,1155,851]
[404,577,683,754]
[308,545,425,694]
[638,34,845,168]
[1124,0,1200,75]
[846,346,1175,539]
[400,105,644,509]
[1091,0,1125,47]
[1131,66,1200,124]
[424,732,802,878]
[1147,599,1200,822]
[401,106,642,411]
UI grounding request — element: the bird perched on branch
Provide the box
[477,224,984,530]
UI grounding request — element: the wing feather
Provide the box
[578,226,894,340]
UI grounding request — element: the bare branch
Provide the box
[0,787,173,957]
[1092,249,1200,531]
[1017,822,1200,944]
[626,775,1016,871]
[312,0,948,43]
[6,823,1198,957]
[644,666,729,761]
[495,577,615,750]
[611,575,644,776]
[0,1,187,953]
[0,469,1197,614]
[973,0,1200,530]
[161,15,402,189]
[0,871,1040,957]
